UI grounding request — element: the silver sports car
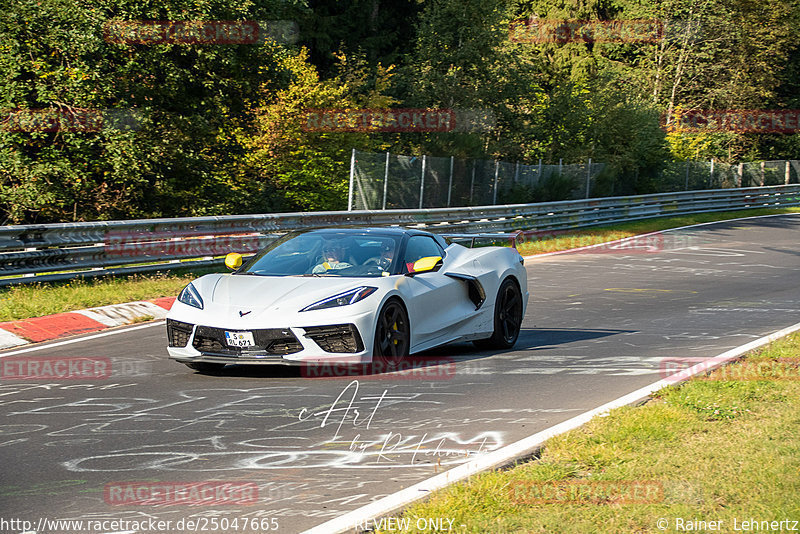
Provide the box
[166,227,528,373]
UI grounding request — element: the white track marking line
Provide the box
[0,322,164,358]
[303,320,800,534]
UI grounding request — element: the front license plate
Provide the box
[224,331,255,347]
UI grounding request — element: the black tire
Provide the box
[474,278,523,350]
[185,362,226,375]
[373,299,410,367]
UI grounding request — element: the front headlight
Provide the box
[178,283,204,310]
[300,286,377,312]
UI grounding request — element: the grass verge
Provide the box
[1,207,798,322]
[515,207,800,256]
[0,267,221,322]
[381,332,800,533]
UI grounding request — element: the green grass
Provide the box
[516,207,800,256]
[2,207,798,322]
[381,333,800,533]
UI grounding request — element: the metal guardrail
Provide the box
[2,185,799,286]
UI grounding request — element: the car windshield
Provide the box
[236,231,401,277]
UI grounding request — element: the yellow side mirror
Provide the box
[409,256,442,274]
[225,252,243,270]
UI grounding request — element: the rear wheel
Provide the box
[185,362,226,375]
[373,299,410,368]
[474,278,523,349]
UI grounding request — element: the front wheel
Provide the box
[373,299,410,367]
[474,278,523,350]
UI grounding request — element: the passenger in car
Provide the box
[312,242,353,273]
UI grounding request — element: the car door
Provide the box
[399,235,471,349]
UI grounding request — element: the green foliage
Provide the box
[0,0,299,223]
[498,171,575,203]
[238,49,390,212]
[2,0,799,222]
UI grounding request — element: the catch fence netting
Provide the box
[350,150,800,210]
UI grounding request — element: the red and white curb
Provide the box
[0,297,175,349]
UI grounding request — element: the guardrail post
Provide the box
[493,160,500,204]
[382,151,390,210]
[347,148,356,211]
[685,161,690,190]
[419,155,427,209]
[447,155,454,207]
[709,158,714,188]
[469,161,476,205]
[585,158,592,199]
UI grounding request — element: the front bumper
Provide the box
[166,318,371,365]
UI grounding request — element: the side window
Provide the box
[403,236,444,271]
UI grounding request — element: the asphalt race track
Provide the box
[2,214,799,534]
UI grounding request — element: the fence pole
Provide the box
[538,158,543,183]
[786,160,791,185]
[738,162,743,187]
[585,158,592,199]
[447,156,454,207]
[683,161,689,190]
[709,158,714,188]
[382,151,390,210]
[760,161,765,186]
[559,158,563,175]
[493,160,500,204]
[470,161,476,204]
[347,148,356,211]
[419,155,427,209]
[514,162,520,184]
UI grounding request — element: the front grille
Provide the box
[303,324,364,353]
[191,326,303,356]
[167,319,193,347]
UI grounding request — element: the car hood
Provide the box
[195,273,375,316]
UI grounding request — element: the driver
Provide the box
[312,242,353,273]
[376,241,395,271]
[365,240,395,272]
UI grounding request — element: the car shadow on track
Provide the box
[417,327,633,362]
[187,328,632,379]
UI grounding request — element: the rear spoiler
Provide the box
[441,231,523,250]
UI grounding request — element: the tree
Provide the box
[239,48,392,212]
[0,0,299,223]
